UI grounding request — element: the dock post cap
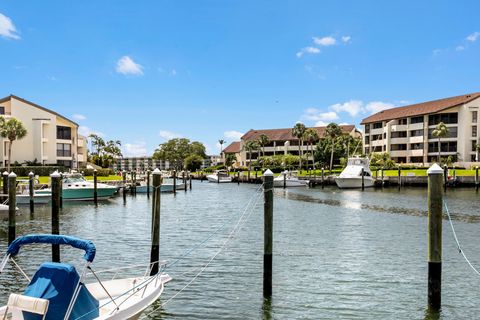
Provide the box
[153,168,161,175]
[28,172,34,176]
[50,170,61,178]
[93,169,97,172]
[2,171,8,176]
[427,163,444,175]
[263,169,274,177]
[8,172,16,178]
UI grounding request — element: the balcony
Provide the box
[390,137,408,144]
[390,124,407,132]
[409,122,424,130]
[371,128,384,135]
[390,150,408,157]
[409,136,424,143]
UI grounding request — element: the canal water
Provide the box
[1,182,480,319]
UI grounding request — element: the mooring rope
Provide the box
[444,198,480,276]
[144,186,264,316]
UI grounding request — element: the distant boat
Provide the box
[0,234,171,319]
[273,171,309,187]
[16,193,51,204]
[136,181,186,193]
[37,173,118,201]
[335,157,374,189]
[207,170,232,183]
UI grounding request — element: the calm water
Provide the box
[1,182,480,319]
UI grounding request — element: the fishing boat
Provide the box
[37,173,117,201]
[335,157,374,189]
[273,171,309,187]
[16,193,51,205]
[0,234,171,319]
[206,170,232,183]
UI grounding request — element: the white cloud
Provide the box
[303,108,339,122]
[466,32,480,42]
[0,13,20,39]
[314,120,328,127]
[330,100,364,117]
[313,36,336,46]
[365,101,395,114]
[123,141,148,157]
[341,36,351,43]
[72,114,86,121]
[159,130,182,140]
[78,126,104,137]
[115,56,144,76]
[456,45,465,51]
[170,69,177,76]
[224,130,244,140]
[296,46,321,58]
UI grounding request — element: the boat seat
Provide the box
[2,294,49,320]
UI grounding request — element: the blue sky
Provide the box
[0,0,479,156]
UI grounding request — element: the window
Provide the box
[365,136,370,144]
[57,143,71,157]
[410,116,424,124]
[398,118,407,125]
[383,132,387,139]
[472,141,478,152]
[410,129,424,137]
[410,156,423,163]
[410,143,424,150]
[0,107,5,115]
[391,144,407,151]
[365,147,370,154]
[472,155,477,162]
[428,113,458,125]
[365,124,370,134]
[391,131,407,138]
[371,134,382,141]
[373,122,383,129]
[57,126,72,140]
[57,160,72,168]
[473,126,477,138]
[473,111,478,123]
[428,141,457,153]
[428,127,457,138]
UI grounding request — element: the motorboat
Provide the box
[15,181,51,204]
[335,157,374,189]
[206,170,232,183]
[273,171,309,187]
[135,181,186,193]
[37,173,118,201]
[0,234,171,319]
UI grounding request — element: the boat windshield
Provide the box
[64,175,86,184]
[347,158,368,166]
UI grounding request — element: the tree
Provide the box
[292,122,306,169]
[243,140,259,180]
[303,128,319,169]
[370,152,396,169]
[184,154,204,171]
[325,123,343,171]
[256,134,270,158]
[432,122,449,164]
[88,134,105,156]
[218,139,225,163]
[0,117,27,172]
[225,153,236,167]
[153,138,207,170]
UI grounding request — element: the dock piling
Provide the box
[8,172,16,245]
[3,171,8,202]
[237,171,240,185]
[476,166,479,192]
[283,172,286,189]
[398,167,401,189]
[93,169,98,205]
[263,169,274,297]
[28,171,34,214]
[361,168,365,191]
[443,165,448,192]
[173,170,177,195]
[427,164,443,311]
[321,168,324,189]
[183,171,187,192]
[51,171,61,262]
[150,168,162,276]
[122,171,127,202]
[189,174,192,190]
[147,170,151,199]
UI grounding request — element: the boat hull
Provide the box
[135,183,185,193]
[16,194,51,204]
[206,176,232,183]
[335,177,375,189]
[273,179,309,187]
[37,187,117,201]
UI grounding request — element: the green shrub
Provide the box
[6,166,66,176]
[81,168,114,176]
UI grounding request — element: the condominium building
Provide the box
[0,95,87,168]
[361,92,480,166]
[113,157,170,172]
[224,125,360,167]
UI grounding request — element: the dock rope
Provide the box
[444,198,480,276]
[145,185,264,316]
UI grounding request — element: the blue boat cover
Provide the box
[23,262,99,320]
[7,234,96,262]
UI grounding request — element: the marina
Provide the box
[1,180,480,318]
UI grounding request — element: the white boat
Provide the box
[0,234,171,319]
[16,193,51,204]
[273,171,309,187]
[335,157,375,189]
[36,173,118,201]
[135,181,186,193]
[206,170,232,183]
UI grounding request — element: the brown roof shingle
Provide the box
[361,92,480,124]
[242,125,355,141]
[223,141,241,153]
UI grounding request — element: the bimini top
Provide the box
[7,234,96,262]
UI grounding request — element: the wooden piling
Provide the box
[122,171,127,202]
[93,169,98,205]
[283,172,286,189]
[237,171,240,185]
[150,168,162,276]
[51,171,61,262]
[173,170,177,195]
[189,174,192,190]
[427,164,443,311]
[28,171,34,214]
[361,168,365,191]
[2,171,8,202]
[476,166,479,192]
[443,165,448,192]
[183,171,187,192]
[147,170,151,199]
[59,173,63,209]
[398,167,401,189]
[263,169,274,297]
[381,168,384,187]
[8,172,16,245]
[321,168,324,189]
[130,171,135,195]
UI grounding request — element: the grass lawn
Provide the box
[17,175,123,185]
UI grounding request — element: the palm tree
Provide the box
[0,117,27,172]
[218,139,225,163]
[432,122,449,164]
[243,140,259,181]
[257,134,270,158]
[292,122,306,170]
[303,128,319,170]
[325,123,343,172]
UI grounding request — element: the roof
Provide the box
[223,141,241,153]
[0,95,79,127]
[241,125,355,141]
[361,92,480,124]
